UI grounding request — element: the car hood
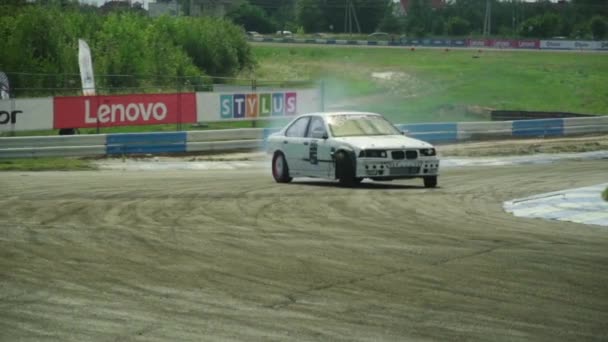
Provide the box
[333,135,433,150]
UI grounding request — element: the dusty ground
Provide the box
[1,146,608,341]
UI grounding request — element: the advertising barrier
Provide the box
[468,39,491,48]
[54,93,197,129]
[540,40,599,50]
[491,40,517,49]
[517,40,540,49]
[451,39,467,47]
[196,88,322,122]
[0,98,54,132]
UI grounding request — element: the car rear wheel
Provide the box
[272,152,292,183]
[335,151,356,186]
[423,176,437,188]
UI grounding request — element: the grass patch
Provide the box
[250,45,608,123]
[0,158,96,171]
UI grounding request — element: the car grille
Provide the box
[390,166,420,175]
[391,150,418,160]
[391,151,405,159]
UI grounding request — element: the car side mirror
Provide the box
[311,129,328,139]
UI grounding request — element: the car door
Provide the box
[303,116,333,177]
[282,116,311,174]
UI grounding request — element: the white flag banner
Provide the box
[78,39,96,96]
[0,71,9,100]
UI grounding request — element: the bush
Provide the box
[0,5,254,96]
[603,187,608,202]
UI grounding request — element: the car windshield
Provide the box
[327,114,402,137]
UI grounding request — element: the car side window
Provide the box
[307,116,326,137]
[285,117,310,137]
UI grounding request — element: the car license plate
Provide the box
[387,161,421,168]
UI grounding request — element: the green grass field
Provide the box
[250,45,608,123]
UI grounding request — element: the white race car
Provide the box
[267,112,440,187]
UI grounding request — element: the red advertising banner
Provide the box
[516,40,540,49]
[467,39,490,47]
[490,40,517,48]
[53,93,197,129]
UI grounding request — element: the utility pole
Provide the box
[344,0,361,35]
[483,0,492,37]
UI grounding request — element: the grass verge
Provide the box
[250,45,608,123]
[0,158,96,171]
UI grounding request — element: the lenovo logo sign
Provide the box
[54,93,196,129]
[84,100,168,124]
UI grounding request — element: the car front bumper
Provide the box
[355,157,440,179]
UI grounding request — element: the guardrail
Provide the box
[1,116,607,159]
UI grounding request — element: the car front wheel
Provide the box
[423,176,437,188]
[272,152,292,183]
[335,151,356,186]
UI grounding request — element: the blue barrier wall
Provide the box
[398,123,458,143]
[106,132,187,155]
[512,119,564,137]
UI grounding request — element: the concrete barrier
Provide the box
[457,121,513,141]
[1,117,607,159]
[106,132,187,155]
[563,116,608,135]
[513,118,564,137]
[398,123,458,143]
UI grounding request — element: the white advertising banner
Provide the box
[0,98,54,132]
[540,40,600,50]
[78,39,96,96]
[196,88,322,122]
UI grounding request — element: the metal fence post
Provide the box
[251,78,257,128]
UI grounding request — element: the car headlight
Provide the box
[419,148,436,156]
[359,149,387,158]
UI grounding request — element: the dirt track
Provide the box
[1,159,608,341]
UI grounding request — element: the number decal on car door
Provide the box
[309,140,318,165]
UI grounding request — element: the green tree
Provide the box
[589,15,608,39]
[296,0,324,33]
[405,0,433,36]
[446,16,471,36]
[519,13,562,38]
[378,14,402,34]
[226,2,276,33]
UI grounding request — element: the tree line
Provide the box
[0,2,254,96]
[225,0,607,39]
